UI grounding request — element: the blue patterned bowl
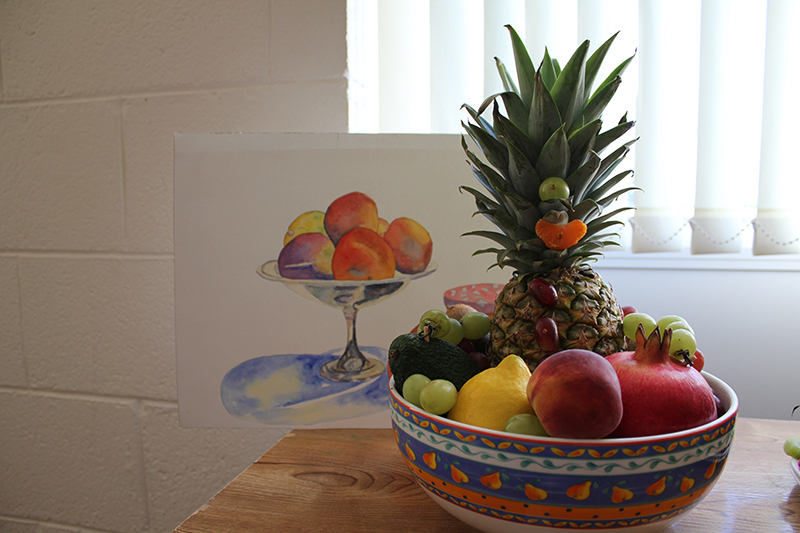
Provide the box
[389,372,737,533]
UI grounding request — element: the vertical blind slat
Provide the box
[753,0,800,254]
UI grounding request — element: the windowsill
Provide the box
[599,249,800,272]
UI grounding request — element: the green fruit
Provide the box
[664,319,694,336]
[504,413,549,436]
[623,312,657,340]
[402,373,431,407]
[419,379,457,415]
[388,333,482,392]
[669,329,697,359]
[440,318,465,345]
[656,314,686,333]
[419,309,450,339]
[785,437,800,459]
[460,312,491,340]
[539,177,570,201]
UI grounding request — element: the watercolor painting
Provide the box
[173,133,508,428]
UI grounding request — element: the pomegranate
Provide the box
[606,325,717,438]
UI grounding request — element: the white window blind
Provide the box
[346,0,800,256]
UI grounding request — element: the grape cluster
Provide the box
[622,312,699,366]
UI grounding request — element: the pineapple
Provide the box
[461,26,637,370]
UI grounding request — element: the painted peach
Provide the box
[331,227,396,280]
[382,217,433,274]
[377,218,390,236]
[277,232,334,280]
[324,191,379,246]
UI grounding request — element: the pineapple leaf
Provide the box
[571,77,621,135]
[463,105,497,138]
[494,58,520,96]
[594,119,635,155]
[459,185,503,212]
[596,186,639,208]
[506,25,536,110]
[591,52,635,101]
[529,71,562,153]
[571,198,601,222]
[593,141,635,188]
[464,122,509,177]
[493,101,538,166]
[464,148,514,207]
[462,230,517,249]
[584,32,619,100]
[586,169,634,204]
[506,139,541,201]
[566,151,601,203]
[588,206,634,226]
[499,91,530,132]
[567,119,602,175]
[535,124,570,179]
[583,219,624,240]
[550,40,590,128]
[540,48,558,90]
[466,161,504,205]
[471,247,503,256]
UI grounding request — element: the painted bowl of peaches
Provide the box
[276,191,433,281]
[389,372,738,533]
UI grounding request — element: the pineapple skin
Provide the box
[490,266,625,370]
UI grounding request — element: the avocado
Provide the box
[388,333,482,394]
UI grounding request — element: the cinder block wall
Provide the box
[0,2,348,531]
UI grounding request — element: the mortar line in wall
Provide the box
[0,385,179,407]
[131,399,155,533]
[13,257,31,387]
[119,98,129,245]
[0,250,173,260]
[0,514,117,533]
[0,77,347,107]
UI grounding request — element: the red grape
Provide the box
[534,317,559,352]
[529,279,558,306]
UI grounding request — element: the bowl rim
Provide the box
[389,370,738,445]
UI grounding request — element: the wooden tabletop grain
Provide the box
[174,418,800,532]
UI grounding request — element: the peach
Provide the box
[382,217,433,274]
[527,349,623,439]
[324,191,379,246]
[283,210,327,246]
[331,227,395,280]
[277,232,335,280]
[377,217,390,236]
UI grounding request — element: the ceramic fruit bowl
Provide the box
[389,372,738,533]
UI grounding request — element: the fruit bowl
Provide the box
[389,372,738,533]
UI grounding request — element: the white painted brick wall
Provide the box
[0,1,348,531]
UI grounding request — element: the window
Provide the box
[347,0,800,262]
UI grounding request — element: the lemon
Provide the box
[284,210,327,245]
[448,355,535,431]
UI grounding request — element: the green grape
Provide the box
[460,312,491,340]
[784,437,800,460]
[402,373,431,407]
[664,319,694,336]
[538,177,570,201]
[419,379,457,415]
[669,329,697,360]
[440,318,465,345]
[504,413,549,436]
[623,312,657,340]
[656,314,686,333]
[419,309,451,339]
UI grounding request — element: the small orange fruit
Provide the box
[535,219,587,251]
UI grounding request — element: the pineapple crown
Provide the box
[461,26,639,275]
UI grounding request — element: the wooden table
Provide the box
[174,418,800,532]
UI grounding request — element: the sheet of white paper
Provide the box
[174,133,508,428]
